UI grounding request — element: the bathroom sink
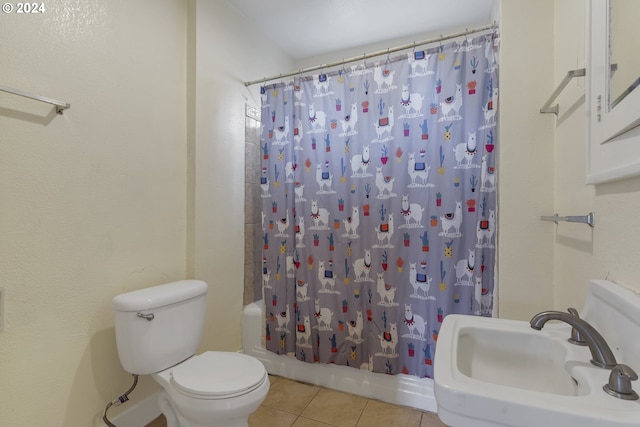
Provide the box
[456,322,580,396]
[434,280,640,427]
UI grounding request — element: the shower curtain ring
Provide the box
[318,66,327,82]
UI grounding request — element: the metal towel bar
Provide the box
[540,212,595,227]
[0,84,70,114]
[540,68,586,115]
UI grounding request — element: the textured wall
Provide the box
[553,0,640,307]
[495,0,556,319]
[190,0,294,353]
[0,1,188,425]
[244,105,262,306]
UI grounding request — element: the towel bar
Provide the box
[0,84,70,114]
[540,212,595,227]
[539,68,586,115]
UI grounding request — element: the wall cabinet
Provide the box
[586,0,640,184]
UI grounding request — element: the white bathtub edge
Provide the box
[242,300,437,413]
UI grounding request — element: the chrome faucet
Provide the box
[530,310,617,369]
[567,307,587,346]
[604,364,639,400]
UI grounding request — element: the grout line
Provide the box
[353,399,370,427]
[306,386,322,410]
[295,386,367,427]
[292,386,321,426]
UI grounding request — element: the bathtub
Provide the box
[242,300,437,413]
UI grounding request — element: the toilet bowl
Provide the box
[111,280,270,427]
[153,352,269,427]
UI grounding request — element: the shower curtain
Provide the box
[260,33,498,378]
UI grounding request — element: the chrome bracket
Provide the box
[540,212,595,228]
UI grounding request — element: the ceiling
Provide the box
[226,0,499,60]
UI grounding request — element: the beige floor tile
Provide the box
[262,377,321,415]
[145,375,445,427]
[301,389,368,427]
[269,374,280,386]
[420,411,448,427]
[356,400,422,427]
[292,417,336,427]
[144,415,166,427]
[249,405,298,427]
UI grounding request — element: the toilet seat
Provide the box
[170,351,267,399]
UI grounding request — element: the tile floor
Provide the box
[145,375,448,427]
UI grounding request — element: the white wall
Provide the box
[0,1,187,425]
[0,0,292,425]
[493,0,557,319]
[481,0,640,318]
[0,2,475,426]
[190,0,294,353]
[497,0,640,318]
[553,0,640,308]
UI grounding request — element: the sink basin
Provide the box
[434,280,640,427]
[457,323,580,396]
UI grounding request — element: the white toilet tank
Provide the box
[112,280,208,375]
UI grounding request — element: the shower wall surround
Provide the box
[245,104,263,305]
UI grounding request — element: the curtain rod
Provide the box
[244,23,497,87]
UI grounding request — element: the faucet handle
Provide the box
[604,364,639,400]
[567,308,587,346]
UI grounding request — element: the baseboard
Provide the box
[98,390,161,427]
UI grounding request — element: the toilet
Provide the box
[112,280,269,427]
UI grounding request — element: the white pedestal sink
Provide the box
[434,280,640,427]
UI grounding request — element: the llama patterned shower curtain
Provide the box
[260,33,498,378]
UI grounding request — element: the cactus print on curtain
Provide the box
[260,33,498,378]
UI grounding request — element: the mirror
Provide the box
[609,0,640,110]
[587,0,640,184]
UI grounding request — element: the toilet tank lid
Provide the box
[112,280,207,311]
